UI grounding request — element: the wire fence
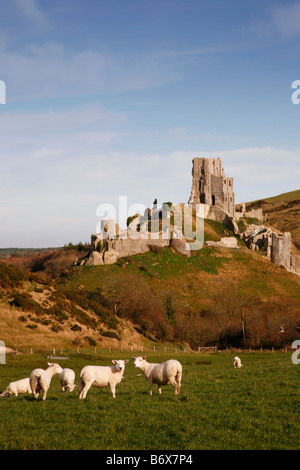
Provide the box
[20,344,294,358]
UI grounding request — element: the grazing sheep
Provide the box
[0,377,32,397]
[233,356,243,368]
[79,360,128,399]
[30,362,63,400]
[133,356,182,395]
[59,368,76,392]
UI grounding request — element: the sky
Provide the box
[0,0,300,247]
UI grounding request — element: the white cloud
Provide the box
[271,2,300,36]
[0,39,225,101]
[12,0,49,29]
[0,100,299,246]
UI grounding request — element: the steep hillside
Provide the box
[245,189,300,252]
[58,244,300,350]
[0,261,151,352]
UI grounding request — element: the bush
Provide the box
[0,261,28,288]
[71,324,82,332]
[85,336,97,346]
[51,324,62,333]
[18,315,27,322]
[99,329,121,341]
[26,324,38,330]
[9,291,43,315]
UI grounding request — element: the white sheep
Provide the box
[30,362,63,400]
[0,377,32,397]
[233,356,243,368]
[133,356,182,395]
[59,368,76,392]
[79,360,128,399]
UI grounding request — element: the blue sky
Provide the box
[0,0,300,247]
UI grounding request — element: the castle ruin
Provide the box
[189,157,235,217]
[79,157,300,276]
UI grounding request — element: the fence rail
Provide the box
[14,345,294,357]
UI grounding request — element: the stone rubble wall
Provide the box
[290,254,300,275]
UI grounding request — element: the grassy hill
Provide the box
[245,189,300,252]
[247,189,300,204]
[1,200,300,352]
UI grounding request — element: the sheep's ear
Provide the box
[142,356,146,360]
[112,360,117,364]
[124,360,129,364]
[132,357,136,360]
[47,362,52,367]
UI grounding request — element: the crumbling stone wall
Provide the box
[105,237,170,258]
[234,208,264,222]
[290,254,300,275]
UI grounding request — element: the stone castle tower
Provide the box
[188,157,235,217]
[271,232,291,270]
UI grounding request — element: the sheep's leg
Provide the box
[176,370,182,395]
[158,385,162,395]
[42,388,48,401]
[170,379,178,394]
[32,377,43,400]
[148,379,153,396]
[32,385,40,400]
[79,381,91,399]
[110,383,116,398]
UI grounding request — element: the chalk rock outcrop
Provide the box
[205,237,238,249]
[170,238,191,257]
[103,250,118,265]
[84,251,104,266]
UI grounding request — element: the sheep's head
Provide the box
[47,362,63,374]
[66,383,77,392]
[112,360,128,371]
[132,356,146,369]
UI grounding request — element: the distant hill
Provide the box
[245,189,300,252]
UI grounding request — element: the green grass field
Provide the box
[246,189,300,205]
[0,351,299,450]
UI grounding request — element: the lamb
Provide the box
[59,368,76,392]
[132,356,182,395]
[0,377,32,397]
[29,362,63,400]
[79,360,128,399]
[233,356,243,368]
